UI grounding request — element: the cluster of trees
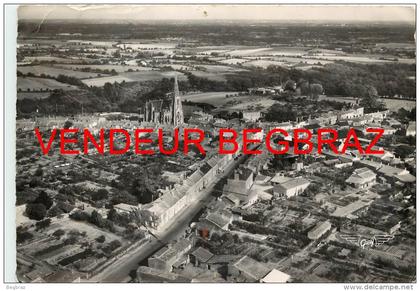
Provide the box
[16,226,33,244]
[78,67,118,76]
[115,164,170,204]
[264,103,297,123]
[69,209,115,232]
[25,191,53,220]
[180,62,415,101]
[91,188,109,201]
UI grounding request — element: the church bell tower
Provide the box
[172,75,184,127]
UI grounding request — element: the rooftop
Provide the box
[233,255,270,281]
[260,269,291,283]
[191,247,214,263]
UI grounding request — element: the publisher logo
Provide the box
[339,234,394,249]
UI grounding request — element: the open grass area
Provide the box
[82,70,187,86]
[17,65,109,79]
[182,91,241,106]
[23,56,83,64]
[47,217,125,244]
[383,99,416,112]
[17,77,78,91]
[17,92,51,100]
[54,64,154,73]
[182,92,276,112]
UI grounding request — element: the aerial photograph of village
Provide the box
[13,5,416,283]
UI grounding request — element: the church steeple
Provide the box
[174,75,180,97]
[172,75,183,127]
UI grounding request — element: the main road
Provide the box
[87,153,249,282]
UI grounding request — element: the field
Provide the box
[319,96,416,112]
[116,42,176,50]
[224,97,279,112]
[307,54,409,64]
[23,56,83,64]
[188,71,229,82]
[17,65,109,79]
[182,91,276,112]
[45,217,127,246]
[318,96,359,105]
[182,91,241,106]
[242,60,288,68]
[54,64,155,73]
[383,99,416,112]
[217,58,249,65]
[227,48,273,57]
[197,65,246,73]
[17,92,51,100]
[17,77,78,91]
[82,70,187,86]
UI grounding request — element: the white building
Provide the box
[272,177,311,198]
[345,167,376,189]
[242,111,261,122]
[260,269,291,283]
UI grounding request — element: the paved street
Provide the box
[88,154,248,282]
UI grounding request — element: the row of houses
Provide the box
[142,239,291,283]
[140,152,237,229]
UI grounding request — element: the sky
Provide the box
[18,5,415,23]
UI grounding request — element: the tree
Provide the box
[47,206,64,217]
[17,230,33,243]
[109,239,122,250]
[52,229,65,238]
[112,50,121,58]
[29,177,41,188]
[89,210,105,228]
[92,188,109,201]
[309,83,323,100]
[69,210,90,221]
[298,80,310,95]
[26,203,47,220]
[34,191,53,209]
[107,208,119,222]
[284,80,296,91]
[34,166,43,177]
[96,235,106,243]
[359,85,385,113]
[265,103,297,122]
[35,218,51,230]
[394,145,413,159]
[63,120,73,129]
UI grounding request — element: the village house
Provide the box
[272,176,311,198]
[228,255,270,282]
[307,220,332,240]
[345,167,376,189]
[242,111,261,122]
[148,239,192,272]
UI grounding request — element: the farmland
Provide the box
[383,99,416,112]
[181,91,277,112]
[182,91,242,106]
[17,65,109,79]
[53,64,155,73]
[17,77,78,91]
[17,92,50,100]
[82,70,187,87]
[16,22,416,115]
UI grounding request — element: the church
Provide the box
[143,76,184,127]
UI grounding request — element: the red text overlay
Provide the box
[34,127,385,156]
